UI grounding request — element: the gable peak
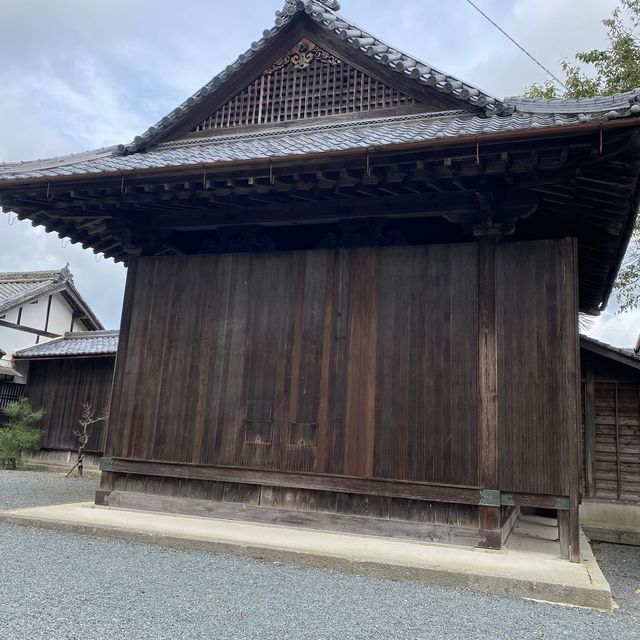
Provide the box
[120,1,507,153]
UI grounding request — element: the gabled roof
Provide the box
[0,268,103,330]
[119,0,506,154]
[14,330,118,359]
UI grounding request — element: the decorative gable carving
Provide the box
[191,37,419,132]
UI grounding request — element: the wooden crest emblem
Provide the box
[266,37,342,73]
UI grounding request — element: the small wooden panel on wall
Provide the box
[106,244,479,486]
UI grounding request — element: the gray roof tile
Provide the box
[15,330,118,359]
[0,110,609,182]
[0,269,71,315]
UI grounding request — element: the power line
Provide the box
[463,0,568,91]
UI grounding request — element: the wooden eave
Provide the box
[2,119,640,315]
[580,336,640,372]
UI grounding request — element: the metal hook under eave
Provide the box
[120,175,127,195]
[269,159,274,185]
[476,137,480,165]
[366,150,371,176]
[599,125,604,154]
[46,183,54,201]
[203,167,208,190]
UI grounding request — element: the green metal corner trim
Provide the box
[480,489,501,507]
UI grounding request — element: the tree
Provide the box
[526,0,640,100]
[66,402,109,478]
[525,1,640,311]
[0,398,44,470]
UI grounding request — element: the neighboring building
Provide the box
[2,0,640,562]
[0,267,103,382]
[580,335,640,545]
[14,331,118,469]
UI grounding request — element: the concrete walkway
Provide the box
[0,502,611,610]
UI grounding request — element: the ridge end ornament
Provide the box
[317,0,341,10]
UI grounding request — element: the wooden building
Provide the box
[13,331,117,468]
[580,336,640,544]
[2,0,640,561]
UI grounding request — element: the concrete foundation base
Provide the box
[581,500,640,546]
[0,504,612,611]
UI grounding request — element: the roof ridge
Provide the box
[62,330,119,338]
[155,109,471,150]
[119,0,506,155]
[0,268,67,282]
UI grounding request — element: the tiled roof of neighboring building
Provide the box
[14,330,118,359]
[0,268,72,315]
[0,268,103,331]
[580,334,640,368]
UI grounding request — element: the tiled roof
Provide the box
[580,335,640,366]
[0,107,633,183]
[0,268,103,330]
[0,268,72,315]
[14,330,118,359]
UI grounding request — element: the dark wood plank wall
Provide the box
[26,357,115,453]
[106,239,577,498]
[582,351,640,502]
[496,239,577,496]
[106,245,480,485]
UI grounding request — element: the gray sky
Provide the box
[1,0,636,345]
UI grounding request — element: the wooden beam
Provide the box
[100,457,487,506]
[128,191,540,231]
[0,319,60,339]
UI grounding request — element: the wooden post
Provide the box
[584,364,596,497]
[615,382,621,500]
[478,240,500,537]
[558,510,570,559]
[568,239,581,563]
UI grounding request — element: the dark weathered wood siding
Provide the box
[496,240,578,496]
[582,350,640,502]
[27,357,115,453]
[105,238,578,500]
[107,245,480,484]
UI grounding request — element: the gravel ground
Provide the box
[0,471,638,640]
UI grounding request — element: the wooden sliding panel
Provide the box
[496,239,578,497]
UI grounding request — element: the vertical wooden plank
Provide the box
[584,363,596,497]
[478,240,499,531]
[103,256,138,458]
[343,248,378,477]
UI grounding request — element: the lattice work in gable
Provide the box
[192,38,419,132]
